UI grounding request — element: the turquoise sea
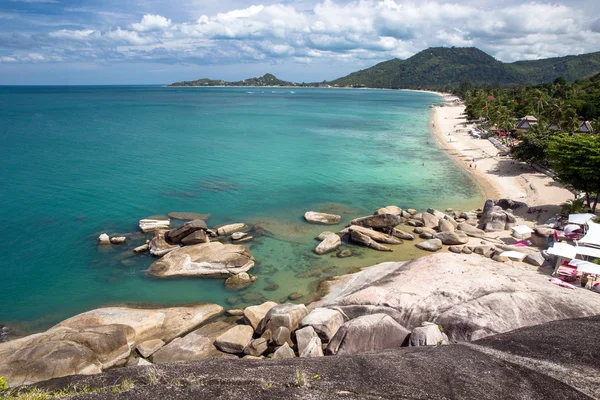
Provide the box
[0,86,482,332]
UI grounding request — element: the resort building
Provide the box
[515,115,538,132]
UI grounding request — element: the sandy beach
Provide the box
[430,98,574,223]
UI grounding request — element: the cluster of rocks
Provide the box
[97,233,127,245]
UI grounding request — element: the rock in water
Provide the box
[98,233,111,245]
[317,231,336,240]
[110,236,126,244]
[133,243,149,253]
[350,214,402,229]
[374,206,402,216]
[146,242,254,278]
[214,325,254,354]
[224,272,253,289]
[231,232,248,240]
[217,223,248,236]
[314,253,600,342]
[314,233,342,255]
[139,218,170,233]
[181,230,209,245]
[304,211,342,225]
[168,212,211,221]
[149,230,180,257]
[350,230,392,252]
[348,225,402,244]
[325,314,410,356]
[165,219,208,244]
[416,239,443,252]
[434,231,469,245]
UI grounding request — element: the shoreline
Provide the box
[428,97,573,222]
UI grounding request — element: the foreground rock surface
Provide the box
[315,253,600,342]
[33,316,600,399]
[146,242,254,278]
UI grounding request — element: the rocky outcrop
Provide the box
[314,233,342,255]
[421,212,439,229]
[243,302,278,331]
[214,325,254,354]
[300,308,345,343]
[181,230,209,245]
[272,342,295,359]
[415,239,442,252]
[391,228,414,240]
[374,206,402,216]
[217,223,248,236]
[434,231,469,245]
[350,214,402,229]
[139,218,170,233]
[258,303,308,335]
[224,272,253,289]
[325,314,410,356]
[349,230,392,251]
[315,253,600,342]
[438,219,455,232]
[457,223,486,238]
[152,321,232,363]
[304,211,342,225]
[295,326,324,357]
[135,339,165,358]
[146,242,254,278]
[167,212,211,221]
[409,322,449,346]
[479,199,517,232]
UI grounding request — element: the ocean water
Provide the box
[0,86,482,332]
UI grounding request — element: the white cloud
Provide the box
[4,0,600,71]
[131,14,172,32]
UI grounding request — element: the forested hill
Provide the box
[329,47,600,89]
[169,73,296,87]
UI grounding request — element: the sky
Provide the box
[1,0,600,85]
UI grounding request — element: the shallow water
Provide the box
[0,86,482,332]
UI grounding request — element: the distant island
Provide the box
[169,47,600,90]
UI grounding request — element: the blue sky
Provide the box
[1,0,600,85]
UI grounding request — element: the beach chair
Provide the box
[556,260,578,282]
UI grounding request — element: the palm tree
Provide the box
[533,89,548,118]
[560,108,580,133]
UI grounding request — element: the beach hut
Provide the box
[515,115,538,132]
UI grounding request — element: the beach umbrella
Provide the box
[563,224,582,234]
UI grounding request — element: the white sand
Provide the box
[430,100,574,223]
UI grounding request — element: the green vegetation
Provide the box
[0,384,101,400]
[0,376,7,391]
[111,377,135,393]
[330,47,600,89]
[169,73,297,87]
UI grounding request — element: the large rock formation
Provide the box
[164,219,208,244]
[350,214,402,229]
[348,225,402,244]
[146,242,254,278]
[349,230,392,251]
[479,199,517,232]
[314,253,600,342]
[149,230,180,257]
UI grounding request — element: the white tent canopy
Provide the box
[499,251,527,261]
[569,213,596,225]
[569,259,600,275]
[575,245,600,258]
[512,225,534,235]
[547,242,577,259]
[578,220,600,248]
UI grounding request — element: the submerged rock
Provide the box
[314,233,342,255]
[304,211,342,225]
[110,236,126,244]
[217,223,248,236]
[168,212,211,221]
[146,242,254,278]
[139,218,170,233]
[224,272,253,289]
[350,230,392,252]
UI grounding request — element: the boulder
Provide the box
[136,339,165,358]
[479,200,517,232]
[214,325,254,354]
[410,322,449,346]
[407,219,424,227]
[438,219,455,232]
[530,227,555,249]
[146,242,254,278]
[525,252,546,267]
[406,208,418,215]
[244,302,278,331]
[272,327,293,347]
[474,246,495,258]
[236,236,253,243]
[325,314,410,356]
[427,209,448,220]
[419,233,434,239]
[337,249,353,258]
[243,338,268,357]
[348,225,402,244]
[350,214,402,229]
[224,272,253,289]
[314,233,342,255]
[391,229,414,240]
[149,230,179,257]
[167,212,211,221]
[110,236,126,244]
[272,343,295,359]
[317,231,336,241]
[314,253,600,342]
[434,231,469,245]
[54,304,223,345]
[414,227,437,235]
[98,233,111,245]
[217,223,248,236]
[231,232,248,240]
[416,239,442,252]
[165,219,208,244]
[226,309,244,317]
[259,303,308,335]
[492,252,510,263]
[300,308,345,343]
[457,223,487,238]
[133,243,149,253]
[448,245,464,254]
[139,218,170,233]
[181,230,210,245]
[152,321,232,363]
[304,211,342,225]
[295,326,323,357]
[497,198,527,211]
[421,213,439,229]
[375,206,402,216]
[288,292,304,301]
[349,230,392,252]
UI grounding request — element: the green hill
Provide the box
[329,47,600,89]
[169,73,296,87]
